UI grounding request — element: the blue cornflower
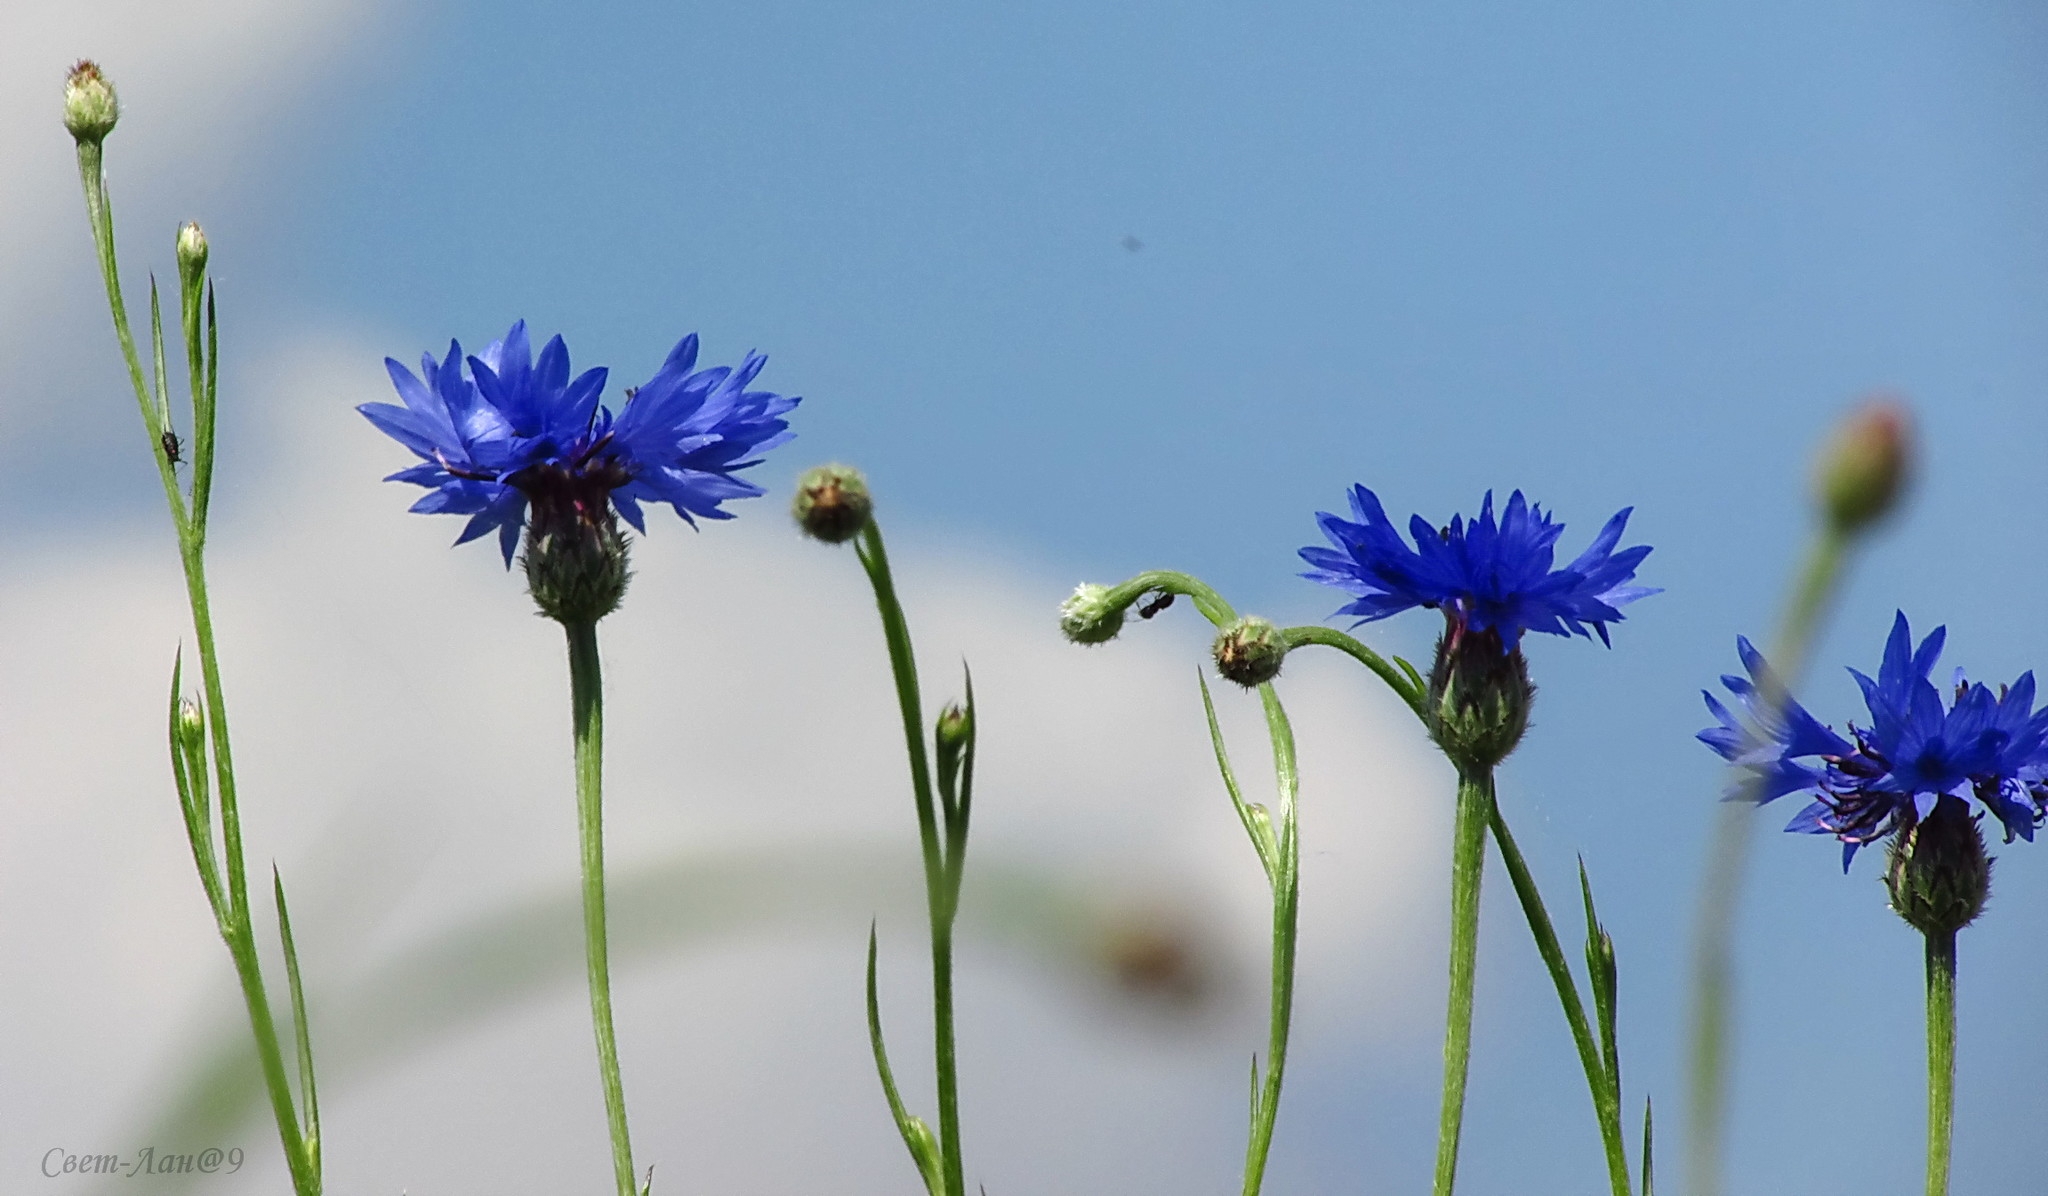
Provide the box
[360,321,798,565]
[1700,612,2048,870]
[1299,486,1657,647]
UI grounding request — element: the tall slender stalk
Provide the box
[855,517,967,1196]
[1923,930,1956,1196]
[1684,527,1851,1196]
[74,125,320,1196]
[1432,768,1494,1196]
[566,621,638,1196]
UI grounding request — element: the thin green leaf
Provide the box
[272,867,319,1163]
[1641,1098,1655,1196]
[946,664,977,899]
[1491,814,1629,1196]
[1198,672,1277,884]
[1580,859,1621,1094]
[866,925,942,1196]
[167,648,221,918]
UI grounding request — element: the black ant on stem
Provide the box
[1137,591,1175,620]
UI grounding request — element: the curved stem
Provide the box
[856,521,965,1196]
[1098,570,1237,628]
[1685,526,1851,1196]
[1432,768,1494,1196]
[1924,930,1956,1196]
[1280,624,1425,715]
[566,621,637,1196]
[1238,684,1300,1196]
[1489,812,1631,1196]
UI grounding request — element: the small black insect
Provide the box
[160,429,184,465]
[1138,591,1175,620]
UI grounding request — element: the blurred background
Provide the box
[5,1,2048,1192]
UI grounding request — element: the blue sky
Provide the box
[20,1,2048,1192]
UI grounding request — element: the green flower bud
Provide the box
[176,222,209,280]
[519,468,632,624]
[792,463,871,543]
[176,698,205,749]
[1816,398,1912,536]
[1212,615,1286,687]
[1059,582,1125,645]
[935,701,972,755]
[1886,800,1991,937]
[1425,621,1532,772]
[63,60,119,145]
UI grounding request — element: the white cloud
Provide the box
[2,334,1443,1194]
[0,3,1445,1190]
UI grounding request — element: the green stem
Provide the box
[1924,930,1956,1196]
[1240,685,1301,1196]
[566,621,637,1196]
[1684,526,1851,1196]
[75,138,315,1195]
[1489,813,1631,1196]
[1432,768,1494,1196]
[1098,569,1237,627]
[1279,624,1425,715]
[856,520,965,1196]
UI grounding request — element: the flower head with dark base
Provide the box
[1301,486,1657,770]
[1699,611,2048,874]
[361,321,798,622]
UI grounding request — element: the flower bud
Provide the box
[519,468,632,624]
[1059,582,1125,645]
[1886,799,1991,937]
[1815,398,1912,536]
[792,463,871,544]
[935,702,972,756]
[177,222,209,279]
[1212,615,1286,687]
[176,698,206,749]
[1426,620,1533,772]
[63,60,119,145]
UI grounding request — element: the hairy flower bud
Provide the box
[177,222,209,279]
[1816,398,1912,536]
[1426,619,1532,772]
[1059,582,1125,645]
[792,463,871,544]
[519,465,633,624]
[1212,616,1286,687]
[63,60,119,145]
[1886,799,1991,937]
[176,698,205,749]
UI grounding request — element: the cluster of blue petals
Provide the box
[360,321,798,562]
[1700,612,2048,870]
[1299,486,1657,647]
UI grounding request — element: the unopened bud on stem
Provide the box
[792,464,871,543]
[63,60,119,145]
[1886,798,1990,937]
[177,222,209,279]
[1426,617,1533,772]
[1212,616,1286,687]
[1059,583,1125,645]
[1816,398,1912,536]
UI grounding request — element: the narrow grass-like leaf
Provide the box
[1641,1098,1655,1196]
[867,925,942,1196]
[1198,673,1277,884]
[272,867,319,1166]
[1580,860,1621,1093]
[1490,813,1630,1196]
[166,649,221,918]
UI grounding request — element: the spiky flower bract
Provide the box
[1299,486,1657,648]
[360,321,799,566]
[1699,611,2048,871]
